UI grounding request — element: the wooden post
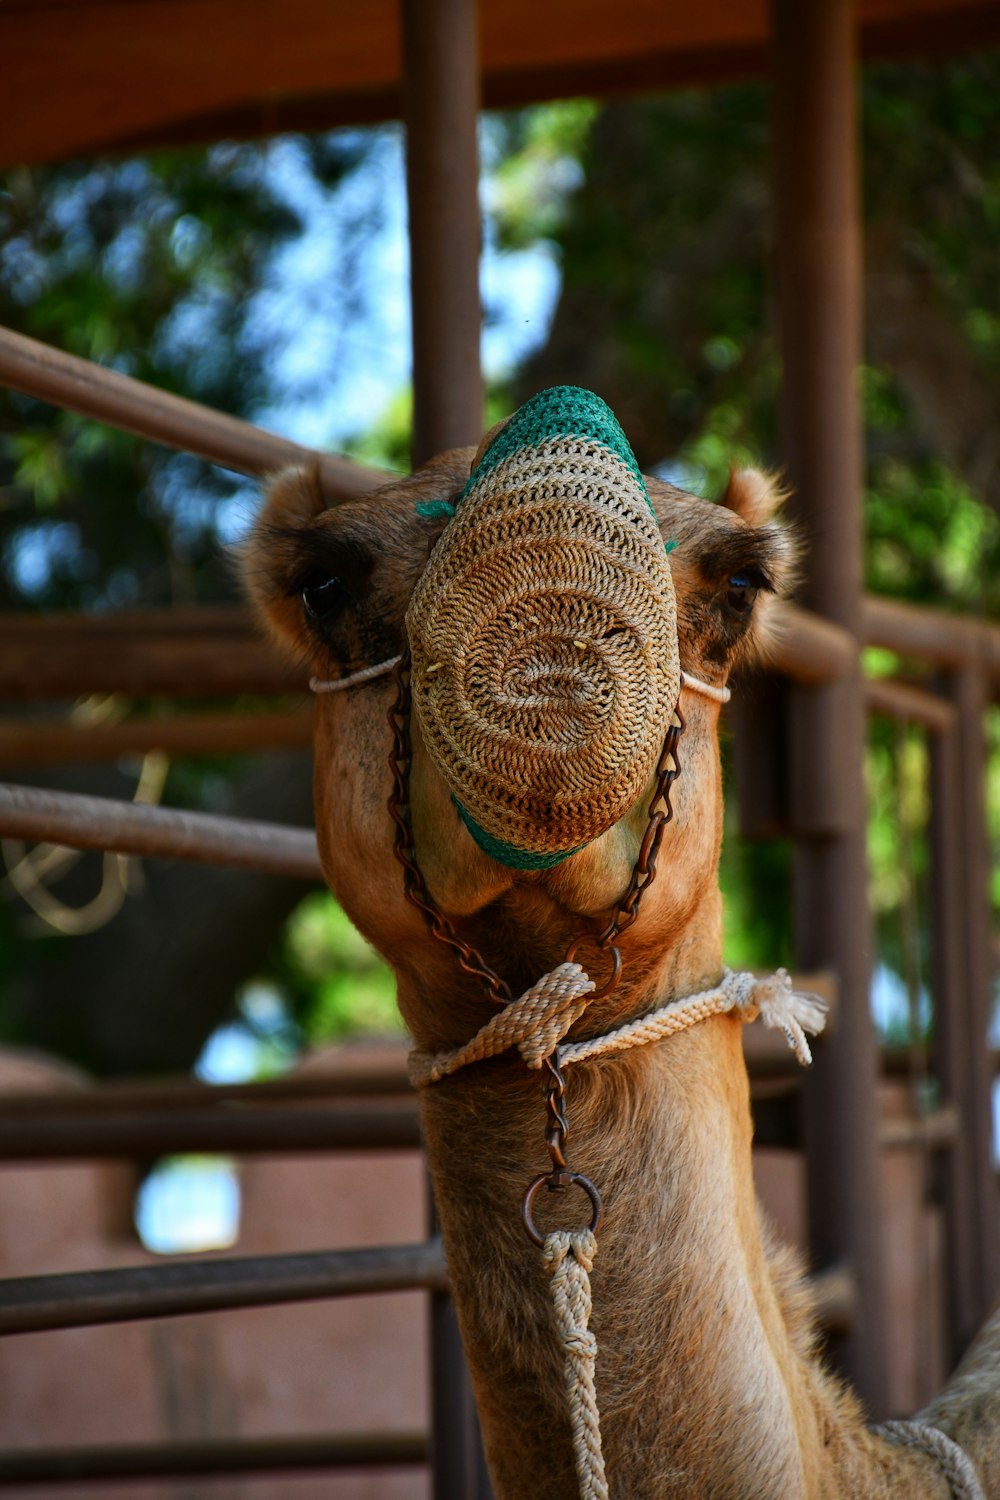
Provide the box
[930,666,1000,1361]
[401,3,491,1495]
[771,0,890,1412]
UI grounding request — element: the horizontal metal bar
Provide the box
[0,1240,447,1335]
[864,676,955,732]
[0,1065,413,1116]
[0,606,303,700]
[0,1433,427,1486]
[0,708,315,767]
[769,601,856,685]
[880,1104,960,1151]
[864,595,1000,679]
[0,325,390,501]
[0,1101,421,1160]
[0,781,322,880]
[3,596,996,708]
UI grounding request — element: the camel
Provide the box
[244,388,1000,1499]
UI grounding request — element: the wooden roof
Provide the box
[5,0,1000,170]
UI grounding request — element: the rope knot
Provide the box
[727,967,827,1066]
[408,961,595,1086]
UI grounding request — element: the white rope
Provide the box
[309,658,728,702]
[679,669,731,704]
[309,655,402,692]
[410,966,827,1088]
[876,1421,985,1500]
[409,962,595,1086]
[543,1229,609,1500]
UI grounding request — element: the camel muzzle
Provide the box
[405,385,681,869]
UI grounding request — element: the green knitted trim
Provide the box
[415,500,457,520]
[462,386,652,516]
[455,800,582,870]
[664,538,678,554]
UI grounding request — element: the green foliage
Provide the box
[4,59,999,1060]
[275,891,403,1043]
[514,57,1000,1033]
[0,146,304,612]
[486,101,598,249]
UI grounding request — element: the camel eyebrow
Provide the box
[694,533,781,591]
[269,524,375,597]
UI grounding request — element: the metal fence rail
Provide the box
[0,325,390,501]
[0,1241,446,1335]
[0,781,322,879]
[0,1434,429,1488]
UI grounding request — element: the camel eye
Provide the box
[301,574,344,622]
[726,574,760,615]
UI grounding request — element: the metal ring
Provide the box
[521,1171,603,1248]
[563,940,622,1000]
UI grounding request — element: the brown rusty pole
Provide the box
[930,665,1000,1360]
[401,3,490,1497]
[771,0,890,1411]
[402,0,484,467]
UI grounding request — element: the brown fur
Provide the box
[244,448,994,1498]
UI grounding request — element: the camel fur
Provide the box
[244,444,1000,1499]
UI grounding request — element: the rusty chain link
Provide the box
[387,651,513,1008]
[387,647,686,1232]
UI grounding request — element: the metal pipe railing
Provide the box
[0,325,391,501]
[0,782,322,880]
[0,1433,428,1487]
[0,1241,446,1336]
[0,1100,420,1160]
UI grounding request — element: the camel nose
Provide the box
[405,386,680,870]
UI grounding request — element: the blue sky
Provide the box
[251,127,561,453]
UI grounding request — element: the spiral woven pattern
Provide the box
[406,387,680,865]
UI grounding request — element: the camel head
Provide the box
[244,389,792,1049]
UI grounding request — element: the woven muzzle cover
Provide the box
[405,386,681,869]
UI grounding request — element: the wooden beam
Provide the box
[1,597,995,707]
[0,607,303,699]
[4,0,1000,170]
[401,6,492,1496]
[0,1242,445,1336]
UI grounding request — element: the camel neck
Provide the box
[418,1006,822,1499]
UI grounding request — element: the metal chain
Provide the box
[387,652,512,1008]
[387,648,686,1230]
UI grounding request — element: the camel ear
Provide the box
[721,468,789,527]
[721,468,798,604]
[241,465,330,656]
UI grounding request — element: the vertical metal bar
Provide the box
[930,668,999,1361]
[771,0,891,1413]
[402,3,491,1495]
[402,0,484,466]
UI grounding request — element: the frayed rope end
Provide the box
[754,968,828,1066]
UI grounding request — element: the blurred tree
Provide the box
[504,55,999,981]
[3,54,997,1071]
[0,136,387,1074]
